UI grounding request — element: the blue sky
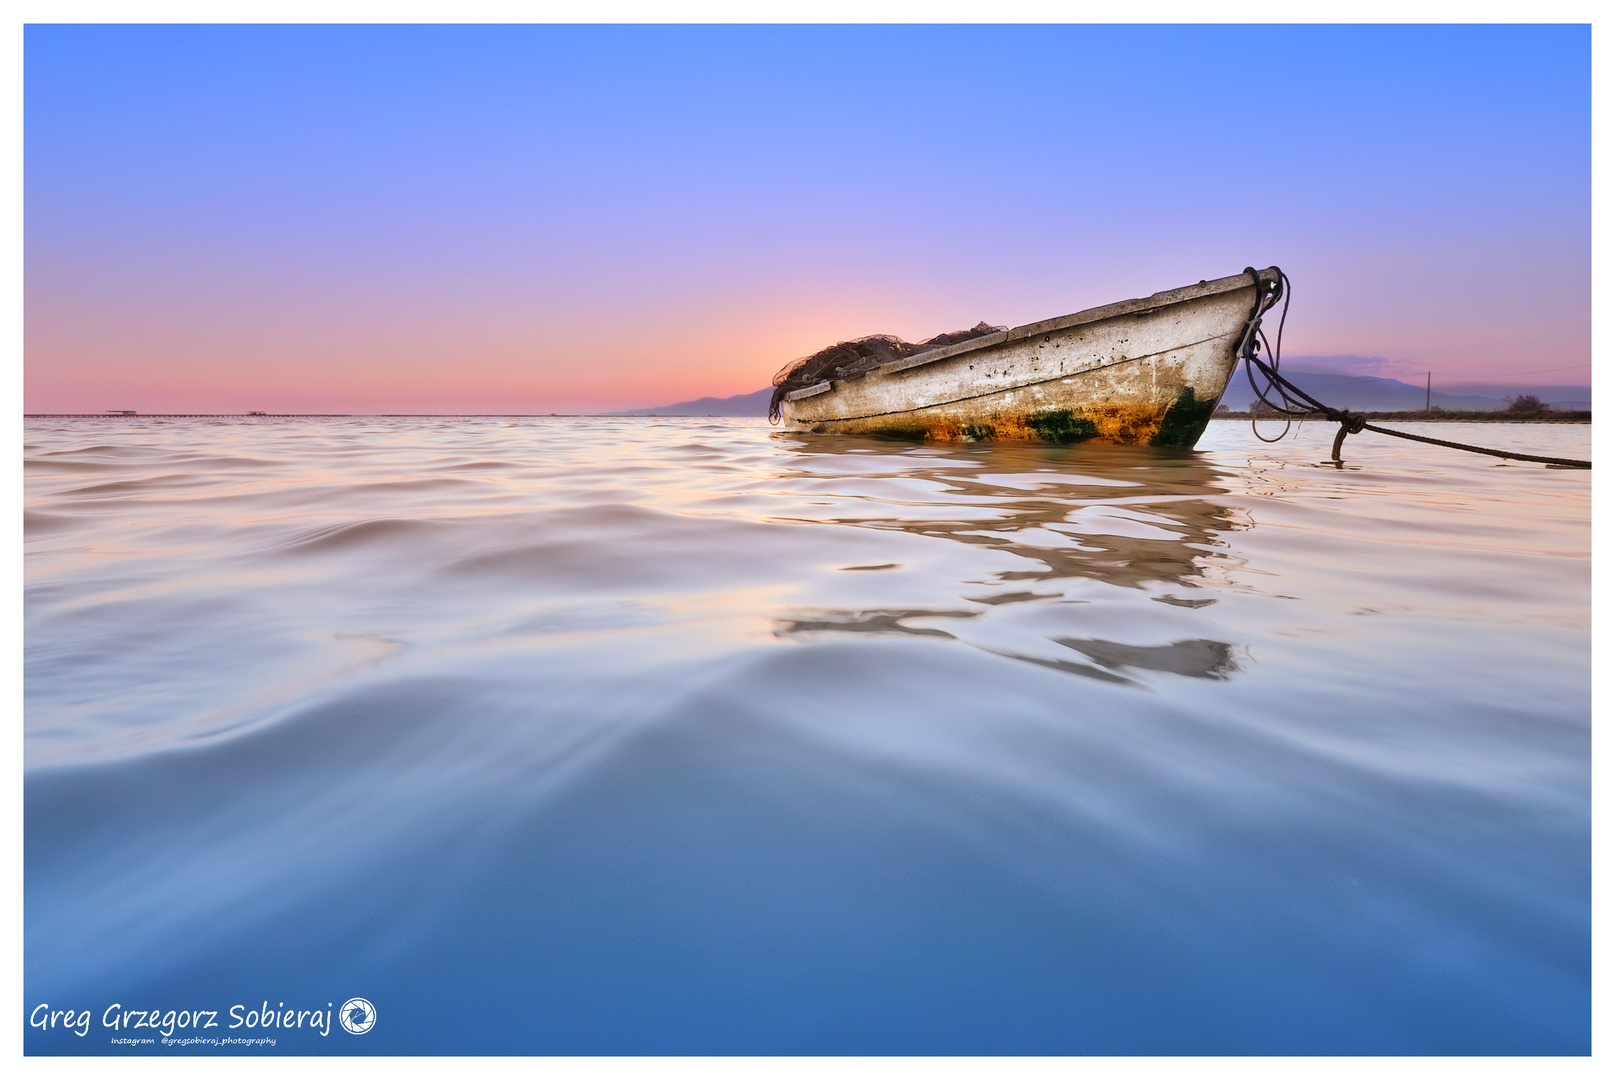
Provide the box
[25,24,1590,411]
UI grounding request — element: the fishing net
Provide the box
[769,321,1006,421]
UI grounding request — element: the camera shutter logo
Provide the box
[339,998,376,1035]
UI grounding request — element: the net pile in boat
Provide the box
[769,321,1006,421]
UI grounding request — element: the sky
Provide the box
[24,24,1591,414]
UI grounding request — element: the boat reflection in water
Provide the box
[770,433,1245,685]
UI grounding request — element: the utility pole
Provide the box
[1425,372,1431,413]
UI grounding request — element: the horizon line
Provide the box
[22,413,769,419]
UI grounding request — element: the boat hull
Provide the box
[780,269,1278,447]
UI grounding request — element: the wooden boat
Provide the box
[776,267,1284,447]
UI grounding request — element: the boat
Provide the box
[772,266,1284,447]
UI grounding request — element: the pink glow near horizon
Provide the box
[25,269,1589,414]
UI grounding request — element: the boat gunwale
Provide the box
[783,267,1278,403]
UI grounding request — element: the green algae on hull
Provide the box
[1150,386,1219,448]
[1027,409,1101,444]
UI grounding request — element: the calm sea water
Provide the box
[24,417,1590,1055]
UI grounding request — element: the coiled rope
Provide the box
[1239,268,1590,469]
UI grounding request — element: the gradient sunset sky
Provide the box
[25,24,1590,414]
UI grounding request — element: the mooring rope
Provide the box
[1240,268,1591,469]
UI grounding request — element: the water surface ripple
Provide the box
[24,417,1590,1054]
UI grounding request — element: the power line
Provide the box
[1425,363,1592,378]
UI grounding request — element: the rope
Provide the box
[1238,267,1296,443]
[1356,421,1592,468]
[1237,275,1590,469]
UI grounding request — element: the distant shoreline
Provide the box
[21,413,743,419]
[1214,411,1590,423]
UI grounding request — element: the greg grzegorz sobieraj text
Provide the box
[30,998,377,1042]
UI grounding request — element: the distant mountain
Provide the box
[624,388,772,416]
[1217,367,1591,412]
[1218,370,1498,411]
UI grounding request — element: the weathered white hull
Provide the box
[780,268,1281,446]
